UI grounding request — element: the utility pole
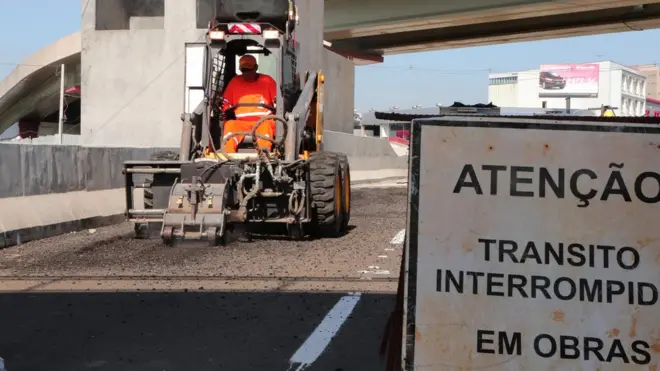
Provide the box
[58,63,65,144]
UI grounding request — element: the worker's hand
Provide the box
[220,97,231,112]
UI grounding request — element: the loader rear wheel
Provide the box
[338,154,351,232]
[308,152,344,237]
[134,150,180,239]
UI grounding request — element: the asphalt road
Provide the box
[0,187,407,371]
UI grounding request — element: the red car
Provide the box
[539,71,566,90]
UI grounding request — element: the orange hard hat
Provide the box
[239,55,257,70]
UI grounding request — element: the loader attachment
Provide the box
[124,157,238,246]
[159,165,231,245]
[123,158,181,239]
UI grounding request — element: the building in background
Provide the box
[355,104,591,141]
[489,61,647,116]
[632,64,660,100]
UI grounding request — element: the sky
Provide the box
[1,0,659,114]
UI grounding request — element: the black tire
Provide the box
[134,150,179,239]
[338,154,351,232]
[308,151,344,237]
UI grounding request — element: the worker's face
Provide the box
[241,66,258,81]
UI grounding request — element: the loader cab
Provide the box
[207,32,299,155]
[221,43,278,91]
[225,43,276,153]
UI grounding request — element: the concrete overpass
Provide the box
[3,0,660,139]
[326,0,660,55]
[0,33,81,138]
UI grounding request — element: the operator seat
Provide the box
[236,135,257,153]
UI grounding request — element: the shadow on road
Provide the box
[236,224,359,242]
[0,290,393,371]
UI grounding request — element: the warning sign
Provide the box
[403,116,660,370]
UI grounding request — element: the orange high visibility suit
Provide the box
[221,55,277,153]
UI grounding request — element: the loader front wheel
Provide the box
[308,152,344,238]
[135,150,180,239]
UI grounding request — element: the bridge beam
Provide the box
[325,0,660,53]
[330,2,660,54]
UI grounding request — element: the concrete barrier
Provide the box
[324,130,399,157]
[0,143,174,199]
[0,143,174,247]
[0,139,409,248]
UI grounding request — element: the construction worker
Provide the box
[221,54,277,153]
[601,105,615,117]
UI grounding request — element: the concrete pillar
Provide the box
[321,50,355,133]
[296,0,355,134]
[81,0,205,147]
[295,0,324,75]
[80,0,355,146]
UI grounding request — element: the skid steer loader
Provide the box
[122,0,351,246]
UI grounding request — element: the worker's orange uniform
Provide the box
[222,71,277,153]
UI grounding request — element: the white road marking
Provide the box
[358,270,391,275]
[390,229,406,244]
[288,292,362,370]
[368,265,380,269]
[378,255,388,258]
[384,248,394,251]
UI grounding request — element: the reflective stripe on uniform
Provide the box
[223,133,241,147]
[235,111,270,118]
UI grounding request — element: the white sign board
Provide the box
[403,117,660,370]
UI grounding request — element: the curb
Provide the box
[352,176,408,185]
[0,214,125,249]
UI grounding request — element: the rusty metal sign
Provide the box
[403,116,660,370]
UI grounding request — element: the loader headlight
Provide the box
[209,31,225,40]
[263,30,279,39]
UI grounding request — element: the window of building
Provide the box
[627,77,633,93]
[95,0,165,30]
[627,99,632,115]
[390,123,410,139]
[542,101,547,108]
[621,98,627,115]
[622,76,627,92]
[488,76,518,85]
